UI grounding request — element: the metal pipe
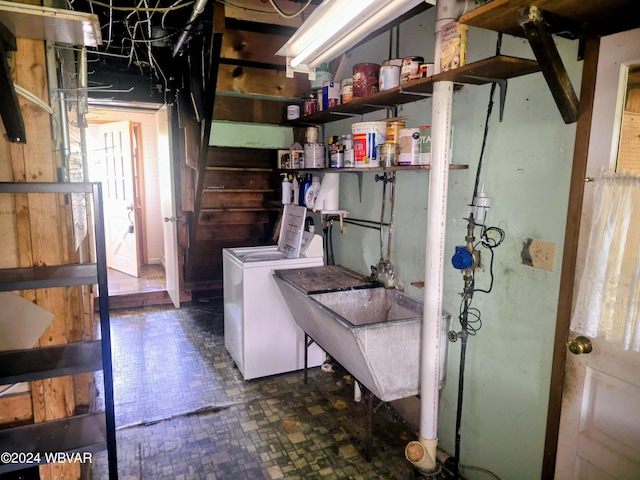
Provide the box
[172,0,209,57]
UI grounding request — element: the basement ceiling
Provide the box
[62,0,319,104]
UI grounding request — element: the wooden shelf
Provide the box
[287,164,469,173]
[0,341,103,385]
[0,413,107,474]
[294,56,540,124]
[0,264,98,291]
[459,0,640,37]
[200,207,281,213]
[205,167,274,172]
[203,188,275,193]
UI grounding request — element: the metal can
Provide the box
[353,63,380,98]
[341,77,353,104]
[303,92,317,117]
[401,56,424,84]
[386,121,405,144]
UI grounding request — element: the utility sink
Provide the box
[273,266,449,402]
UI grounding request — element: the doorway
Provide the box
[86,107,168,299]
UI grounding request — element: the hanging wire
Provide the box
[472,32,503,199]
[268,0,314,19]
[84,0,195,12]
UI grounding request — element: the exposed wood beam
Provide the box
[518,6,579,124]
[0,22,25,143]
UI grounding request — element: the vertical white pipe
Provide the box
[419,0,462,452]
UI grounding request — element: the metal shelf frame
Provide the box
[0,182,117,479]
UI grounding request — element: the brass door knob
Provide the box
[568,336,593,355]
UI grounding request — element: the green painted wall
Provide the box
[321,9,579,480]
[209,120,293,148]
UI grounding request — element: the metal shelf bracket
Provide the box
[461,74,508,121]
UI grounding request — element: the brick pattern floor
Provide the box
[107,264,166,296]
[91,299,418,479]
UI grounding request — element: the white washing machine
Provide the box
[223,205,325,380]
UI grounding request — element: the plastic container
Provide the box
[353,63,380,98]
[311,63,332,88]
[304,176,321,209]
[352,121,386,168]
[378,143,398,167]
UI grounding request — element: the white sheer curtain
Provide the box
[571,171,640,352]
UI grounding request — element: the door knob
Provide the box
[568,335,593,355]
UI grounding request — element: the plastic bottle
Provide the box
[300,173,312,206]
[291,175,300,205]
[281,174,291,204]
[311,63,332,88]
[305,176,321,210]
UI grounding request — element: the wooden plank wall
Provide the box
[0,2,93,478]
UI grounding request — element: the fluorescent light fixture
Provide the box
[276,0,435,76]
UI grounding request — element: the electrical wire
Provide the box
[84,0,195,12]
[268,0,314,19]
[460,464,503,480]
[217,0,282,16]
[472,32,503,200]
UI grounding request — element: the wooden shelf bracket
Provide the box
[517,5,579,124]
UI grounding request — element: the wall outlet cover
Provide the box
[522,238,556,271]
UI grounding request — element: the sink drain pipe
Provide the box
[405,0,471,472]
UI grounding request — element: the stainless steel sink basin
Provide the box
[273,266,449,402]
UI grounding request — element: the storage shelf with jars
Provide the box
[291,56,540,124]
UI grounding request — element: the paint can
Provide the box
[418,125,432,165]
[341,77,353,104]
[352,63,380,98]
[401,56,424,84]
[398,128,420,165]
[386,121,405,144]
[287,104,300,120]
[379,65,400,91]
[352,121,386,168]
[305,126,319,143]
[302,92,317,117]
[382,58,403,67]
[304,143,325,169]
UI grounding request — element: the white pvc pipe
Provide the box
[406,0,464,471]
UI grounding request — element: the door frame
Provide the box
[542,34,601,477]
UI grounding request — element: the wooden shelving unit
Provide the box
[294,56,540,124]
[459,0,640,37]
[0,182,117,478]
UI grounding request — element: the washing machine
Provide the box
[223,205,325,380]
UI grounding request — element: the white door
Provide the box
[97,121,140,278]
[156,106,180,308]
[555,29,640,479]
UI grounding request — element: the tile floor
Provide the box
[107,265,166,296]
[90,299,422,479]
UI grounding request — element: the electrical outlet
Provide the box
[523,238,556,271]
